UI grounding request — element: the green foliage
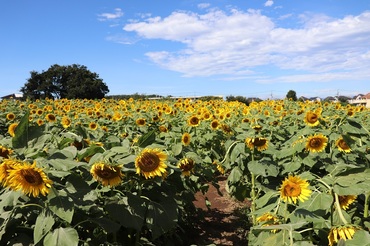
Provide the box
[286,90,298,101]
[20,64,109,99]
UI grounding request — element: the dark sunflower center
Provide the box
[309,138,322,148]
[307,113,318,123]
[254,138,267,147]
[190,117,199,125]
[284,183,301,197]
[338,139,349,149]
[97,168,116,179]
[179,159,194,171]
[138,152,160,172]
[22,169,43,185]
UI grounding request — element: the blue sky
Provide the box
[1,0,370,99]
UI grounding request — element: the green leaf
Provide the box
[255,191,279,209]
[137,130,156,148]
[0,189,21,210]
[12,111,30,148]
[91,217,120,233]
[300,192,333,212]
[248,160,279,177]
[228,167,243,184]
[171,142,182,156]
[345,230,370,246]
[48,189,74,223]
[43,227,78,246]
[34,210,55,245]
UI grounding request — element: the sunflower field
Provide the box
[0,97,369,246]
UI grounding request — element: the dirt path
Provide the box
[191,176,250,246]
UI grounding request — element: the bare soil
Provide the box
[190,176,251,246]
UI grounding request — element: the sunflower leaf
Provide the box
[12,111,30,149]
[43,227,78,246]
[34,210,55,245]
[137,130,156,148]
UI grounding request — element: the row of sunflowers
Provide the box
[0,97,369,245]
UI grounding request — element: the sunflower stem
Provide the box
[334,192,349,224]
[250,151,257,226]
[364,192,369,218]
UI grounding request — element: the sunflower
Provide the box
[181,132,191,146]
[252,125,263,132]
[45,113,56,123]
[338,195,357,210]
[136,118,146,126]
[135,148,167,179]
[6,113,15,121]
[178,158,195,176]
[90,162,123,187]
[328,226,358,246]
[279,175,312,204]
[0,146,13,158]
[159,125,168,133]
[8,122,18,137]
[221,124,233,135]
[187,115,200,127]
[36,119,44,126]
[213,160,225,174]
[89,122,98,130]
[61,116,72,129]
[305,134,328,153]
[0,159,21,186]
[7,161,52,197]
[245,137,268,151]
[210,119,220,130]
[304,111,320,126]
[256,213,280,233]
[336,137,351,153]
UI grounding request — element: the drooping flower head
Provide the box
[135,148,167,179]
[6,161,53,197]
[90,162,123,187]
[256,213,280,233]
[279,175,312,204]
[328,226,359,246]
[245,137,268,151]
[305,134,328,153]
[178,158,195,176]
[338,195,357,210]
[8,123,18,137]
[336,137,351,153]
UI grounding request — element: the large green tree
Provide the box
[286,90,297,101]
[20,64,109,99]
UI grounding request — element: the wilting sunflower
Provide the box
[245,137,268,151]
[7,161,53,197]
[187,115,200,127]
[6,113,15,121]
[0,146,13,158]
[213,160,225,174]
[252,125,263,132]
[8,122,18,137]
[279,175,312,204]
[90,162,123,187]
[178,158,195,176]
[328,225,359,246]
[181,132,191,146]
[256,213,280,233]
[336,137,351,153]
[338,195,357,210]
[305,134,328,153]
[45,113,56,123]
[304,110,320,127]
[136,118,146,126]
[135,148,168,179]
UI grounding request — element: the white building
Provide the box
[348,93,370,108]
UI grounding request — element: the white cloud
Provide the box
[264,0,274,7]
[98,8,123,21]
[123,9,370,81]
[198,3,210,9]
